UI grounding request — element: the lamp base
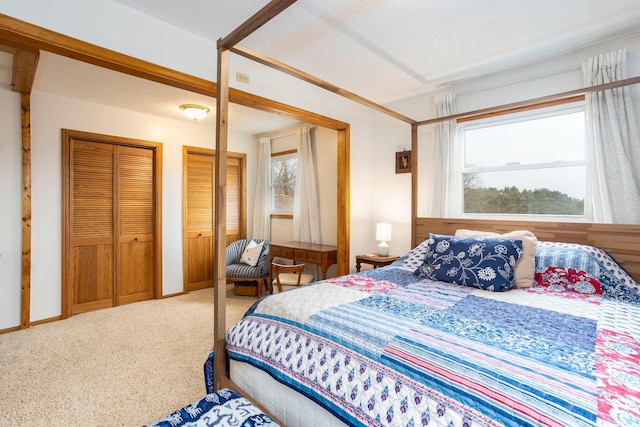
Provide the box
[377,241,389,257]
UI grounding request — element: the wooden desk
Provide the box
[355,254,400,272]
[269,241,338,280]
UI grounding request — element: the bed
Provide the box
[208,220,640,427]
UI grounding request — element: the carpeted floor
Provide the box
[0,286,256,426]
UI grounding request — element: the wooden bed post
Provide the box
[212,43,229,392]
[410,123,418,248]
[212,0,299,393]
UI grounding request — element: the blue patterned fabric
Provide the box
[218,262,640,427]
[415,234,522,292]
[144,388,279,427]
[536,241,640,303]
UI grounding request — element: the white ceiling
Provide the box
[30,51,296,133]
[6,1,640,133]
[112,0,640,103]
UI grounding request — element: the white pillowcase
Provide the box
[240,240,265,267]
[454,229,538,288]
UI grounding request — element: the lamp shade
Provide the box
[180,104,210,121]
[376,223,392,242]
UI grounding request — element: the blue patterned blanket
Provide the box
[145,388,279,427]
[225,265,640,426]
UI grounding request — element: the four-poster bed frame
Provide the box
[1,2,640,424]
[212,2,640,418]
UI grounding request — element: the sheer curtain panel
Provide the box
[425,91,461,217]
[252,137,271,238]
[583,48,640,223]
[293,125,321,245]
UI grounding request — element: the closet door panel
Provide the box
[69,140,115,314]
[118,238,154,304]
[71,244,113,314]
[185,152,214,291]
[117,145,155,304]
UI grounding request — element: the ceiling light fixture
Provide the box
[180,104,210,121]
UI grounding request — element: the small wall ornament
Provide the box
[395,150,411,174]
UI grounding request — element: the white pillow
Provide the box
[240,240,265,267]
[455,229,538,288]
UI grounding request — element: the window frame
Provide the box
[458,101,589,221]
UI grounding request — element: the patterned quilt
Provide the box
[145,388,280,427]
[225,265,640,427]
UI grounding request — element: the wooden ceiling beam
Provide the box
[0,13,346,130]
[11,48,38,94]
[231,45,417,125]
[217,0,297,49]
[229,87,347,130]
[0,13,215,96]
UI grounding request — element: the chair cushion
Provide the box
[274,272,315,286]
[227,263,266,279]
[240,240,265,267]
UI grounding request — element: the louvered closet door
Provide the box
[69,140,116,315]
[185,152,215,291]
[226,157,241,245]
[117,145,155,304]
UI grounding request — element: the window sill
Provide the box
[271,213,293,220]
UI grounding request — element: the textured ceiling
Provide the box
[12,1,640,133]
[30,51,296,132]
[113,0,640,103]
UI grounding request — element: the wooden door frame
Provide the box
[61,129,163,319]
[182,146,247,292]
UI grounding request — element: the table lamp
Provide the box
[376,223,392,256]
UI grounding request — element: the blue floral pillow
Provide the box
[414,234,523,292]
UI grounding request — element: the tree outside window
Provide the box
[272,154,297,213]
[461,106,587,218]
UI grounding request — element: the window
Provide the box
[271,152,297,214]
[460,104,587,218]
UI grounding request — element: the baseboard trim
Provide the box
[0,325,21,335]
[31,315,63,326]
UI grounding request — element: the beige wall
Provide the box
[0,89,258,327]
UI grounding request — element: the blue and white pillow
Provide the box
[415,234,523,292]
[401,239,431,272]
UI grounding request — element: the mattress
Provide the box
[230,359,346,427]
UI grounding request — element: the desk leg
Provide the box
[268,254,274,294]
[355,259,361,272]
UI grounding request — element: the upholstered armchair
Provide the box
[225,239,270,297]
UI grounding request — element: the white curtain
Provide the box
[252,137,271,238]
[293,125,321,244]
[583,48,640,223]
[425,91,461,217]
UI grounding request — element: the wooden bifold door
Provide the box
[183,146,245,292]
[62,130,162,317]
